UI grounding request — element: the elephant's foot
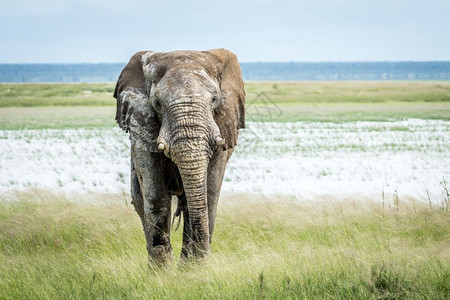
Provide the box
[180,242,195,263]
[148,245,173,267]
[179,241,210,264]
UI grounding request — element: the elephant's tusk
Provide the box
[158,143,165,151]
[215,136,225,146]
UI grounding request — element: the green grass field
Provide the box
[1,82,449,298]
[2,82,449,107]
[0,83,115,107]
[1,192,449,299]
[1,82,449,129]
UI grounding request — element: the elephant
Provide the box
[113,48,245,265]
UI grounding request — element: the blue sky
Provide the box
[1,0,449,63]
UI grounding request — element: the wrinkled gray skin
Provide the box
[114,49,245,265]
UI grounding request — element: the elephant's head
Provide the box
[114,49,245,257]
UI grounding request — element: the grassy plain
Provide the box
[1,82,449,298]
[0,81,449,129]
[0,192,449,299]
[0,106,116,130]
[0,83,115,107]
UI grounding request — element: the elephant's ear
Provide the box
[113,51,160,152]
[204,48,246,150]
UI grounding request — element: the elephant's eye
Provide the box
[212,95,218,103]
[154,98,161,110]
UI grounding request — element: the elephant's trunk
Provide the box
[160,100,217,257]
[176,155,210,257]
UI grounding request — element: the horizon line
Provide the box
[1,60,450,65]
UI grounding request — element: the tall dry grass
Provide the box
[1,190,449,299]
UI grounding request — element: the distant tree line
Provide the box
[1,62,449,82]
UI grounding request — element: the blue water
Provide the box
[1,62,449,83]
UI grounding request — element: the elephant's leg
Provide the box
[131,145,172,266]
[130,158,144,220]
[177,193,194,261]
[206,149,231,244]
